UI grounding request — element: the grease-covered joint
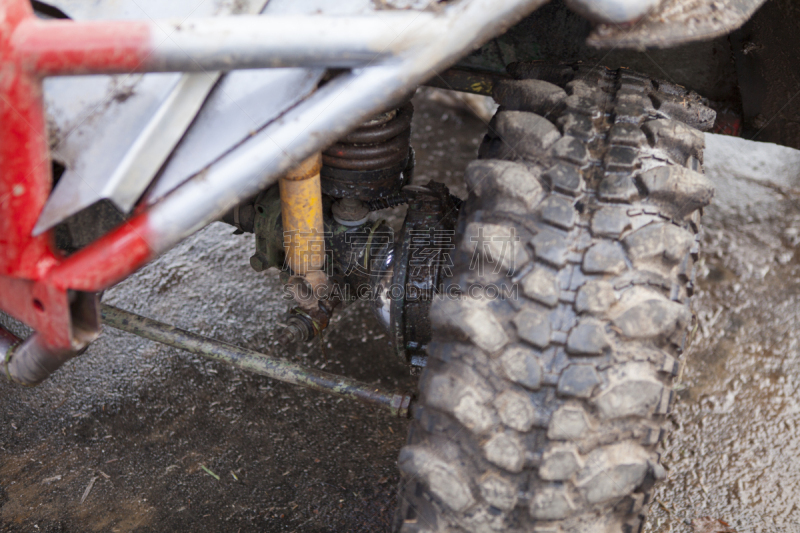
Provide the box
[3,333,77,386]
[221,203,257,234]
[277,298,339,344]
[332,198,370,226]
[278,315,316,344]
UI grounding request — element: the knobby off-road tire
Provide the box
[393,65,716,533]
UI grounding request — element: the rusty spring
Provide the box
[322,102,413,171]
[366,191,464,212]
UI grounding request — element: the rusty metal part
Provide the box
[423,67,510,96]
[323,102,413,170]
[2,289,99,386]
[324,217,395,301]
[286,270,329,309]
[281,298,339,343]
[238,187,396,289]
[586,0,766,49]
[3,333,77,386]
[278,314,316,344]
[320,160,408,200]
[339,111,405,143]
[332,198,370,226]
[227,180,465,367]
[221,203,257,235]
[321,102,414,201]
[386,182,461,366]
[366,193,411,212]
[366,189,464,213]
[280,154,325,278]
[323,131,411,170]
[101,304,413,418]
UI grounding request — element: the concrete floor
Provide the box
[3,91,800,533]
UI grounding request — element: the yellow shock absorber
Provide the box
[279,154,326,295]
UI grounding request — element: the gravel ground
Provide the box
[3,90,800,533]
[644,135,800,533]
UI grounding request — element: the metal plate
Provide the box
[40,72,191,230]
[143,0,378,203]
[35,0,270,234]
[144,68,324,205]
[586,0,767,49]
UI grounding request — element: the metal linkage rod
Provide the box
[100,304,412,418]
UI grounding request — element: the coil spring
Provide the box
[322,102,413,171]
[366,193,410,212]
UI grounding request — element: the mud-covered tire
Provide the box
[393,65,716,533]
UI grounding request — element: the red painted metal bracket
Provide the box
[1,0,157,350]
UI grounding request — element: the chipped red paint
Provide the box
[712,109,743,137]
[49,216,154,293]
[13,19,152,76]
[0,0,56,279]
[0,0,158,349]
[0,276,72,349]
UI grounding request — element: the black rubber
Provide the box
[393,65,715,533]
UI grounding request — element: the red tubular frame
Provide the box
[13,18,152,75]
[1,0,159,349]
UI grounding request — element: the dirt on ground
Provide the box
[644,134,800,533]
[3,91,800,533]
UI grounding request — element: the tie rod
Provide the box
[100,304,413,418]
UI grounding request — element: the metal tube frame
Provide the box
[13,13,440,74]
[0,0,546,353]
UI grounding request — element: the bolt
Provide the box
[278,316,315,343]
[250,254,267,272]
[332,198,369,226]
